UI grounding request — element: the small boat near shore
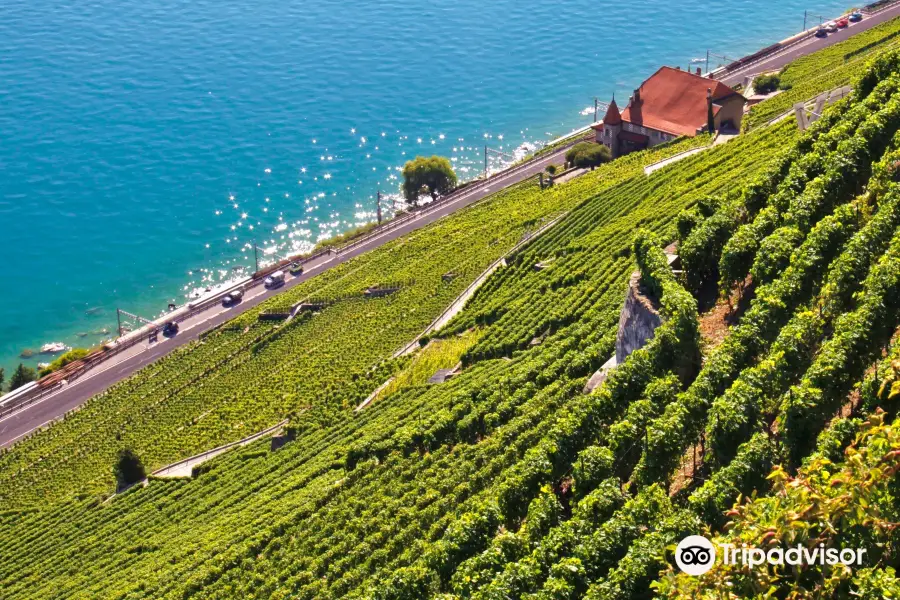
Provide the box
[40,342,70,354]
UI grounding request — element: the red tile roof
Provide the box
[619,66,742,137]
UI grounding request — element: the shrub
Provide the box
[753,72,781,94]
[113,448,146,489]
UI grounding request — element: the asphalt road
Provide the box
[720,3,900,86]
[0,144,569,448]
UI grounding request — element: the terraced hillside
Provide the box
[0,135,707,507]
[5,47,900,600]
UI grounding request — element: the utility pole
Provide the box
[705,50,733,76]
[253,243,259,274]
[594,97,599,123]
[376,190,383,224]
[804,10,807,31]
[484,145,488,179]
[116,308,122,338]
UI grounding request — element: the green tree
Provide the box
[113,448,146,489]
[565,142,611,169]
[401,156,458,205]
[8,364,37,391]
[752,73,781,94]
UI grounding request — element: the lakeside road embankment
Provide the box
[0,143,571,448]
[4,2,900,449]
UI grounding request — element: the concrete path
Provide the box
[151,420,287,478]
[643,147,710,175]
[392,212,568,358]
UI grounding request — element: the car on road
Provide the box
[222,289,244,306]
[815,27,829,38]
[289,263,304,276]
[162,321,179,336]
[264,270,285,289]
[836,17,849,28]
[824,21,838,33]
[849,12,863,22]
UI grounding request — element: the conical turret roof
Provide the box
[603,97,622,125]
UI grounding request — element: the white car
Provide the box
[264,271,285,289]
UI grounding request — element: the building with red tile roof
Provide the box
[592,66,746,157]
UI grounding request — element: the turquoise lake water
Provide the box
[0,0,848,377]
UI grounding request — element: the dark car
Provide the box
[162,321,179,336]
[849,12,863,22]
[815,27,829,38]
[222,289,244,306]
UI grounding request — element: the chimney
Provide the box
[634,88,640,103]
[696,67,702,76]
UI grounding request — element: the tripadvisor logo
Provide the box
[675,535,867,576]
[676,535,716,575]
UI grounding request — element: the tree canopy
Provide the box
[401,156,457,205]
[9,364,37,391]
[113,448,146,489]
[565,142,611,169]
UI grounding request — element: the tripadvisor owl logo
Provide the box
[675,535,716,575]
